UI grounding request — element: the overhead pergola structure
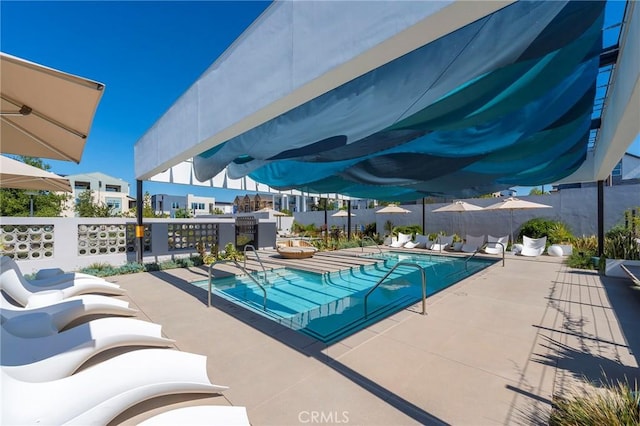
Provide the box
[135,1,639,259]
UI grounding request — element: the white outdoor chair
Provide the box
[1,256,115,287]
[484,235,509,255]
[390,232,412,248]
[1,349,228,425]
[430,235,454,251]
[461,235,485,253]
[404,234,429,249]
[518,236,547,257]
[1,257,123,305]
[139,406,250,426]
[2,316,175,382]
[1,292,137,332]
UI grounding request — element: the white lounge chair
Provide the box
[1,292,137,332]
[2,316,175,382]
[1,256,114,287]
[139,406,250,426]
[461,235,485,253]
[1,259,123,305]
[1,348,228,425]
[389,232,412,248]
[518,236,547,257]
[430,235,454,252]
[484,235,509,255]
[404,234,432,249]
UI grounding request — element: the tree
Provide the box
[174,208,193,218]
[75,190,114,217]
[0,156,69,217]
[529,187,549,196]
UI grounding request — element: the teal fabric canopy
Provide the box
[192,1,605,200]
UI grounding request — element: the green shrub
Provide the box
[144,262,160,272]
[604,229,640,260]
[362,222,377,237]
[394,225,423,238]
[519,218,574,245]
[550,379,640,425]
[158,260,178,270]
[116,262,145,275]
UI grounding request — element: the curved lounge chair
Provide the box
[1,260,123,305]
[518,236,547,257]
[390,232,412,248]
[461,235,485,253]
[2,316,175,382]
[484,235,509,255]
[1,293,137,332]
[1,256,114,287]
[139,405,250,426]
[1,348,228,426]
[430,235,454,252]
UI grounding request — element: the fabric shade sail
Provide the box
[181,1,605,201]
[0,52,105,163]
[0,155,72,192]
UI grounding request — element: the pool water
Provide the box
[193,252,496,343]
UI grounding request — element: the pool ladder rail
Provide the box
[208,245,269,310]
[364,261,427,319]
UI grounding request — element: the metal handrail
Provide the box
[464,242,505,270]
[364,261,426,318]
[243,245,268,284]
[361,235,383,255]
[208,258,268,310]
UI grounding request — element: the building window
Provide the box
[105,184,121,192]
[171,202,180,209]
[74,181,90,190]
[106,198,121,211]
[611,161,622,177]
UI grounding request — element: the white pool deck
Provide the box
[105,248,640,425]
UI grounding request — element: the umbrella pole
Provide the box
[347,200,352,241]
[510,209,514,247]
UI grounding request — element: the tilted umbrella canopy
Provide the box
[0,52,105,163]
[0,155,72,192]
[432,201,483,236]
[331,210,356,217]
[432,200,483,213]
[376,204,411,235]
[375,204,411,214]
[484,197,552,244]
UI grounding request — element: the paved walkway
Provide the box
[105,250,639,425]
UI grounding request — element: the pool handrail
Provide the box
[208,259,268,310]
[243,245,268,284]
[360,236,383,255]
[364,261,426,318]
[465,242,505,268]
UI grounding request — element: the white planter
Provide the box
[547,244,573,257]
[605,259,640,278]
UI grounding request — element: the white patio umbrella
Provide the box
[0,155,72,192]
[332,210,356,233]
[256,207,287,229]
[331,210,355,217]
[0,52,105,163]
[432,200,483,236]
[483,197,552,245]
[376,204,411,235]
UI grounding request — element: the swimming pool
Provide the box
[194,252,496,343]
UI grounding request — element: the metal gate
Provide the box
[235,216,257,250]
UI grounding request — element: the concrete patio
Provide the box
[104,249,640,425]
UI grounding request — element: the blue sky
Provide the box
[2,1,638,201]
